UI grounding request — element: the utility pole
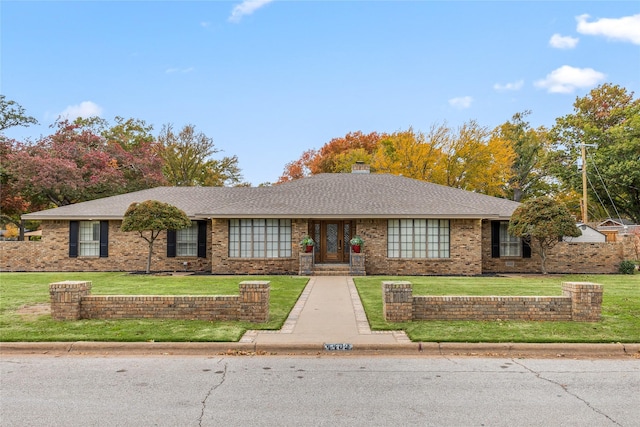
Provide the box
[580,143,598,224]
[581,143,588,224]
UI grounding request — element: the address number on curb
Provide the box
[324,343,353,351]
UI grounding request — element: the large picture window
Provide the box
[388,219,449,258]
[229,219,292,258]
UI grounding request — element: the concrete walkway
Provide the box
[240,276,410,345]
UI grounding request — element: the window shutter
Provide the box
[197,221,207,258]
[522,239,532,258]
[69,221,79,258]
[490,221,500,258]
[99,221,109,258]
[167,230,176,258]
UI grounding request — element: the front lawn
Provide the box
[354,275,640,343]
[0,272,308,342]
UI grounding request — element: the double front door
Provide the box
[309,220,355,264]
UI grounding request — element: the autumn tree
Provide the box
[0,138,42,231]
[121,200,192,273]
[100,117,166,193]
[550,83,640,222]
[0,96,39,237]
[508,196,580,274]
[0,95,38,132]
[5,119,165,208]
[439,120,514,197]
[495,111,551,202]
[371,126,447,182]
[278,131,384,182]
[159,124,242,187]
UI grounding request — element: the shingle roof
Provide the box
[23,173,520,220]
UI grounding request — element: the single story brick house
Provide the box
[7,164,627,275]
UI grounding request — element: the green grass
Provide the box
[354,275,640,343]
[0,272,308,342]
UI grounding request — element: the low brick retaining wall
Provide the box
[383,281,602,322]
[50,280,270,323]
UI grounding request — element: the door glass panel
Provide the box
[314,223,321,250]
[326,223,338,253]
[344,223,350,250]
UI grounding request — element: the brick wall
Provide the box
[481,220,633,274]
[382,281,603,322]
[358,219,483,276]
[210,218,307,275]
[1,220,212,273]
[2,218,634,275]
[49,280,270,322]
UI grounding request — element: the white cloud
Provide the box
[448,96,473,109]
[229,0,273,23]
[576,13,640,45]
[166,67,195,74]
[534,65,606,94]
[58,101,103,120]
[493,80,524,92]
[200,21,211,28]
[549,33,579,49]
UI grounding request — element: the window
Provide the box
[388,219,449,258]
[167,221,207,258]
[79,221,100,256]
[499,221,521,257]
[177,222,198,257]
[229,219,292,258]
[70,220,108,258]
[491,221,530,258]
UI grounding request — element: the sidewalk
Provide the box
[240,276,410,346]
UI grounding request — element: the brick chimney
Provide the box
[351,161,370,174]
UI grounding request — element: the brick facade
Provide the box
[1,217,633,275]
[480,220,634,274]
[209,218,308,275]
[357,219,483,276]
[1,220,211,273]
[383,281,603,322]
[49,280,270,322]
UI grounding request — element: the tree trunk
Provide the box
[540,248,548,274]
[146,241,154,274]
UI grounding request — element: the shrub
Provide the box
[619,260,636,275]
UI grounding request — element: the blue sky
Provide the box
[2,1,639,185]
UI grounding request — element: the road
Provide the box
[1,355,638,426]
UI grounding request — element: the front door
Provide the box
[310,220,354,263]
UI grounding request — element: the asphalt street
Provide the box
[1,355,638,426]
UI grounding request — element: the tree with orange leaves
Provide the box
[277,131,384,182]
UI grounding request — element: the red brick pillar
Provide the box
[562,282,603,322]
[383,281,413,322]
[49,281,92,320]
[239,281,270,323]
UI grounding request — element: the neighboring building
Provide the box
[2,165,629,275]
[563,223,606,243]
[597,218,639,242]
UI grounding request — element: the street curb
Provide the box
[2,341,639,358]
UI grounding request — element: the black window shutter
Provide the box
[490,221,500,258]
[69,221,79,258]
[167,230,177,257]
[522,239,532,258]
[99,221,109,258]
[197,221,207,258]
